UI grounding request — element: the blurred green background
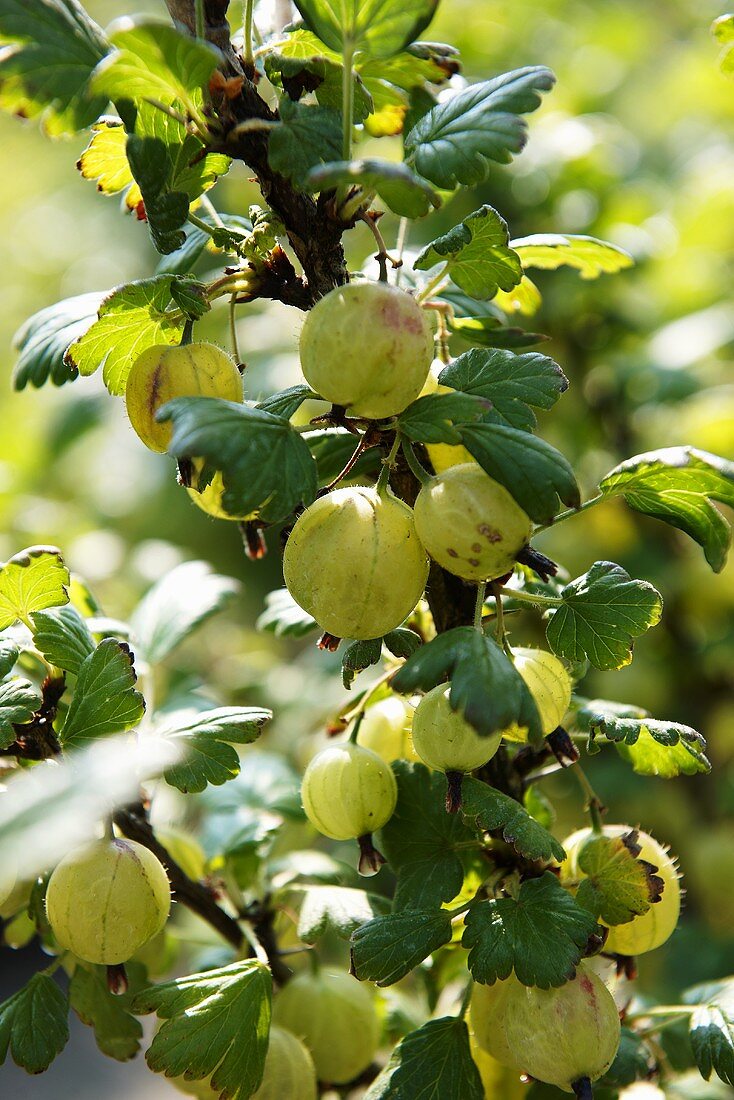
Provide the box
[0,0,733,1094]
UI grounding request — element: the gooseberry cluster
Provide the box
[113,274,690,1098]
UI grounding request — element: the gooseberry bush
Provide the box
[0,1,733,1097]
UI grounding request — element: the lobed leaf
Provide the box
[350,910,452,986]
[397,390,489,444]
[684,979,734,1087]
[160,706,271,794]
[510,233,633,279]
[69,963,145,1062]
[59,639,145,748]
[12,292,104,390]
[268,99,343,188]
[32,605,95,674]
[0,973,69,1073]
[0,545,69,630]
[575,831,664,926]
[365,1017,483,1099]
[414,205,522,300]
[405,67,555,188]
[440,346,568,432]
[460,777,565,863]
[545,561,663,671]
[600,447,734,572]
[462,872,598,988]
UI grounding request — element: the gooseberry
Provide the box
[355,696,420,763]
[253,1026,318,1100]
[413,464,532,582]
[411,685,501,773]
[283,485,429,640]
[125,342,242,453]
[301,741,397,841]
[561,825,680,955]
[502,647,572,743]
[473,965,621,1093]
[299,282,433,419]
[45,838,171,964]
[272,970,379,1084]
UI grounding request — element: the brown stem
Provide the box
[113,803,246,953]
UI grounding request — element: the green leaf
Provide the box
[601,1026,653,1087]
[392,627,543,743]
[59,640,145,749]
[0,0,108,135]
[160,707,271,794]
[415,206,522,301]
[713,13,734,43]
[439,347,568,432]
[0,678,42,749]
[157,213,252,276]
[459,421,580,524]
[256,588,318,638]
[0,641,19,678]
[130,560,239,666]
[306,157,440,217]
[397,391,489,444]
[600,447,734,572]
[575,831,664,925]
[133,960,271,1098]
[32,605,95,674]
[292,0,439,59]
[378,762,475,910]
[169,278,210,320]
[92,18,221,119]
[296,885,390,943]
[684,978,734,1087]
[546,561,663,671]
[160,397,318,524]
[493,273,543,316]
[342,637,382,688]
[0,973,69,1072]
[383,628,422,659]
[64,276,187,395]
[0,545,69,630]
[69,963,145,1062]
[448,315,548,350]
[256,384,320,420]
[577,701,710,778]
[365,1016,483,1099]
[268,98,342,188]
[510,234,633,279]
[351,909,452,986]
[460,777,565,863]
[12,292,104,390]
[405,67,556,188]
[306,427,382,485]
[463,872,598,988]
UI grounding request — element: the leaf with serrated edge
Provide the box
[684,979,734,1087]
[160,706,270,793]
[0,642,18,678]
[546,562,663,671]
[575,831,664,926]
[130,560,239,666]
[510,234,633,278]
[378,762,474,910]
[398,391,489,444]
[415,205,522,300]
[0,546,69,630]
[296,885,390,943]
[159,397,318,525]
[0,679,42,749]
[91,18,221,118]
[60,640,144,749]
[600,447,734,572]
[77,118,141,208]
[12,292,104,390]
[32,605,95,675]
[70,963,144,1062]
[405,67,555,189]
[268,99,342,187]
[343,638,382,688]
[0,0,108,135]
[365,1017,483,1099]
[462,872,598,988]
[133,960,271,1098]
[64,276,186,395]
[256,385,320,420]
[439,347,568,432]
[351,910,452,986]
[0,973,69,1073]
[461,777,565,863]
[460,421,580,523]
[576,702,710,777]
[392,627,543,743]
